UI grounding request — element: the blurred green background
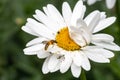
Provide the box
[0,0,120,80]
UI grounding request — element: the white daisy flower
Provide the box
[22,0,120,78]
[84,0,116,9]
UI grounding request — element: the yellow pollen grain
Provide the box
[55,27,80,51]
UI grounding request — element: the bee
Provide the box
[42,40,56,50]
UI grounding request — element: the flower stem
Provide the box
[80,70,87,80]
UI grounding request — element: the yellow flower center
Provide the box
[55,27,81,51]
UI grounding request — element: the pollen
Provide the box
[55,27,81,51]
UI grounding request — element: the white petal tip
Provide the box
[33,15,36,18]
[21,26,24,29]
[35,9,40,13]
[42,72,48,74]
[63,2,68,4]
[23,52,36,55]
[105,59,110,63]
[113,45,120,51]
[27,18,31,22]
[84,67,91,71]
[111,17,116,22]
[110,53,115,58]
[21,26,26,31]
[106,59,110,63]
[47,4,52,7]
[60,69,66,74]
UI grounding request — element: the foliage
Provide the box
[0,0,120,80]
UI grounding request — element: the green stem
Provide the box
[80,70,87,80]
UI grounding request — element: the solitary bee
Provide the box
[42,40,56,50]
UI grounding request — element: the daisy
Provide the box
[84,0,116,9]
[22,0,120,78]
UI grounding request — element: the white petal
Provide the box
[43,7,50,17]
[71,63,81,78]
[42,57,50,74]
[34,9,48,25]
[84,10,99,26]
[60,54,72,73]
[92,41,120,51]
[23,44,44,53]
[80,52,91,71]
[48,54,59,71]
[43,6,61,32]
[84,10,100,32]
[100,12,106,20]
[83,46,114,58]
[93,17,116,33]
[47,4,66,29]
[69,22,89,47]
[106,0,116,9]
[43,6,60,33]
[81,29,91,45]
[47,45,62,54]
[69,19,87,32]
[73,52,82,67]
[27,18,55,39]
[37,50,50,59]
[71,33,86,47]
[82,46,102,51]
[88,12,100,32]
[87,0,97,5]
[50,60,60,73]
[62,2,72,27]
[100,49,114,58]
[84,50,110,63]
[92,33,114,42]
[24,52,37,55]
[76,19,87,28]
[22,26,39,36]
[33,9,58,33]
[26,37,47,47]
[71,0,86,26]
[69,19,91,46]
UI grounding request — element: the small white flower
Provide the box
[22,0,120,78]
[84,0,116,9]
[106,0,116,9]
